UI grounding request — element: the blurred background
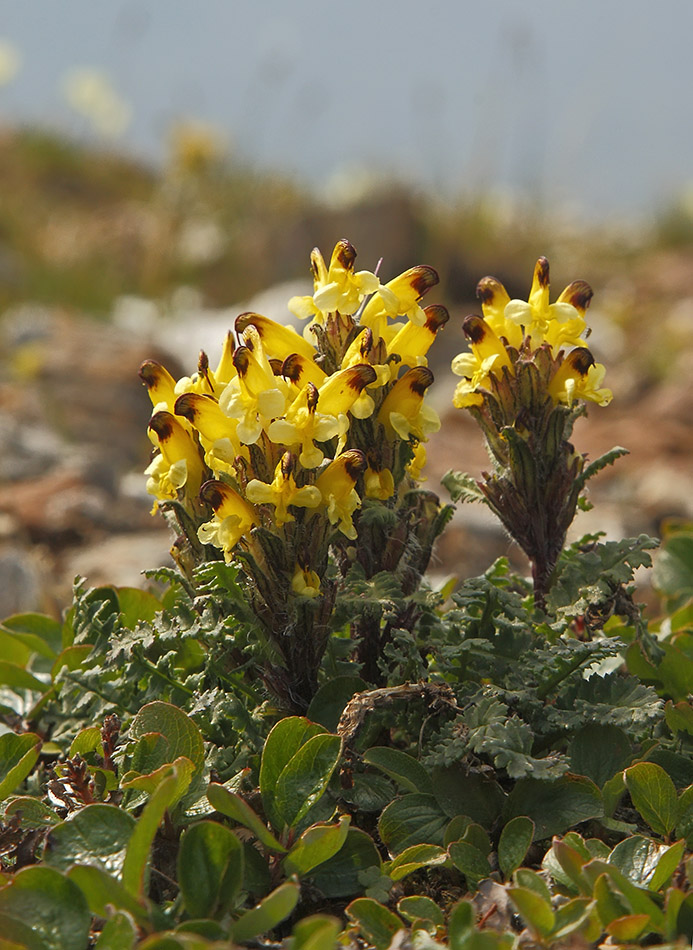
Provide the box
[1,0,692,615]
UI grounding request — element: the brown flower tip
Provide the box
[173,392,206,422]
[565,347,595,375]
[200,479,225,511]
[280,451,297,478]
[306,382,319,411]
[344,364,378,392]
[356,327,374,359]
[233,346,251,376]
[148,410,175,440]
[198,350,210,374]
[423,304,450,332]
[334,239,357,271]
[560,280,593,312]
[281,354,304,383]
[406,366,435,396]
[234,312,260,336]
[536,257,550,287]
[462,314,488,344]
[269,358,283,376]
[342,448,367,480]
[408,265,439,297]
[139,360,166,390]
[476,276,505,305]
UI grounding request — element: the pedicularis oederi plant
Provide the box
[4,241,693,950]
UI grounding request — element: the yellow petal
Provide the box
[235,311,316,361]
[318,364,377,415]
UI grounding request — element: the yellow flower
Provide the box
[387,304,449,370]
[245,452,322,525]
[145,411,206,506]
[315,449,367,540]
[235,312,317,362]
[139,360,179,413]
[406,443,428,482]
[281,353,328,400]
[340,329,390,416]
[361,265,439,342]
[548,347,613,407]
[267,383,343,469]
[364,465,395,500]
[198,480,257,560]
[378,367,440,441]
[451,315,513,408]
[288,240,380,324]
[218,327,288,444]
[488,258,589,352]
[214,331,238,387]
[174,392,245,472]
[291,565,321,599]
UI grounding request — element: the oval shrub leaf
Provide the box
[624,762,678,837]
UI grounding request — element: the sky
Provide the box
[1,0,691,220]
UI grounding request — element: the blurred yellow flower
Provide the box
[0,40,21,86]
[63,68,131,138]
[246,453,322,525]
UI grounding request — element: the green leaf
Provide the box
[177,820,244,918]
[385,844,447,882]
[122,764,186,898]
[67,865,148,926]
[653,531,693,608]
[447,899,475,950]
[582,860,664,931]
[448,840,491,887]
[569,724,632,786]
[51,645,92,680]
[397,895,444,927]
[442,470,486,505]
[283,816,350,877]
[0,613,62,657]
[116,588,162,627]
[260,717,327,829]
[229,880,300,943]
[665,700,693,737]
[0,911,46,950]
[290,914,340,950]
[94,912,138,949]
[68,727,102,758]
[431,764,505,826]
[0,661,47,694]
[274,733,341,831]
[121,755,195,806]
[309,828,382,898]
[498,816,534,880]
[649,840,685,892]
[306,676,366,732]
[345,897,403,950]
[363,747,432,793]
[594,873,633,926]
[4,796,59,829]
[0,866,91,950]
[0,733,41,800]
[624,762,678,837]
[504,774,603,840]
[606,914,651,941]
[507,887,555,939]
[378,793,448,854]
[129,702,205,779]
[44,804,136,874]
[207,783,286,852]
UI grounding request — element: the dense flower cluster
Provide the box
[141,239,447,706]
[452,257,612,410]
[449,258,613,606]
